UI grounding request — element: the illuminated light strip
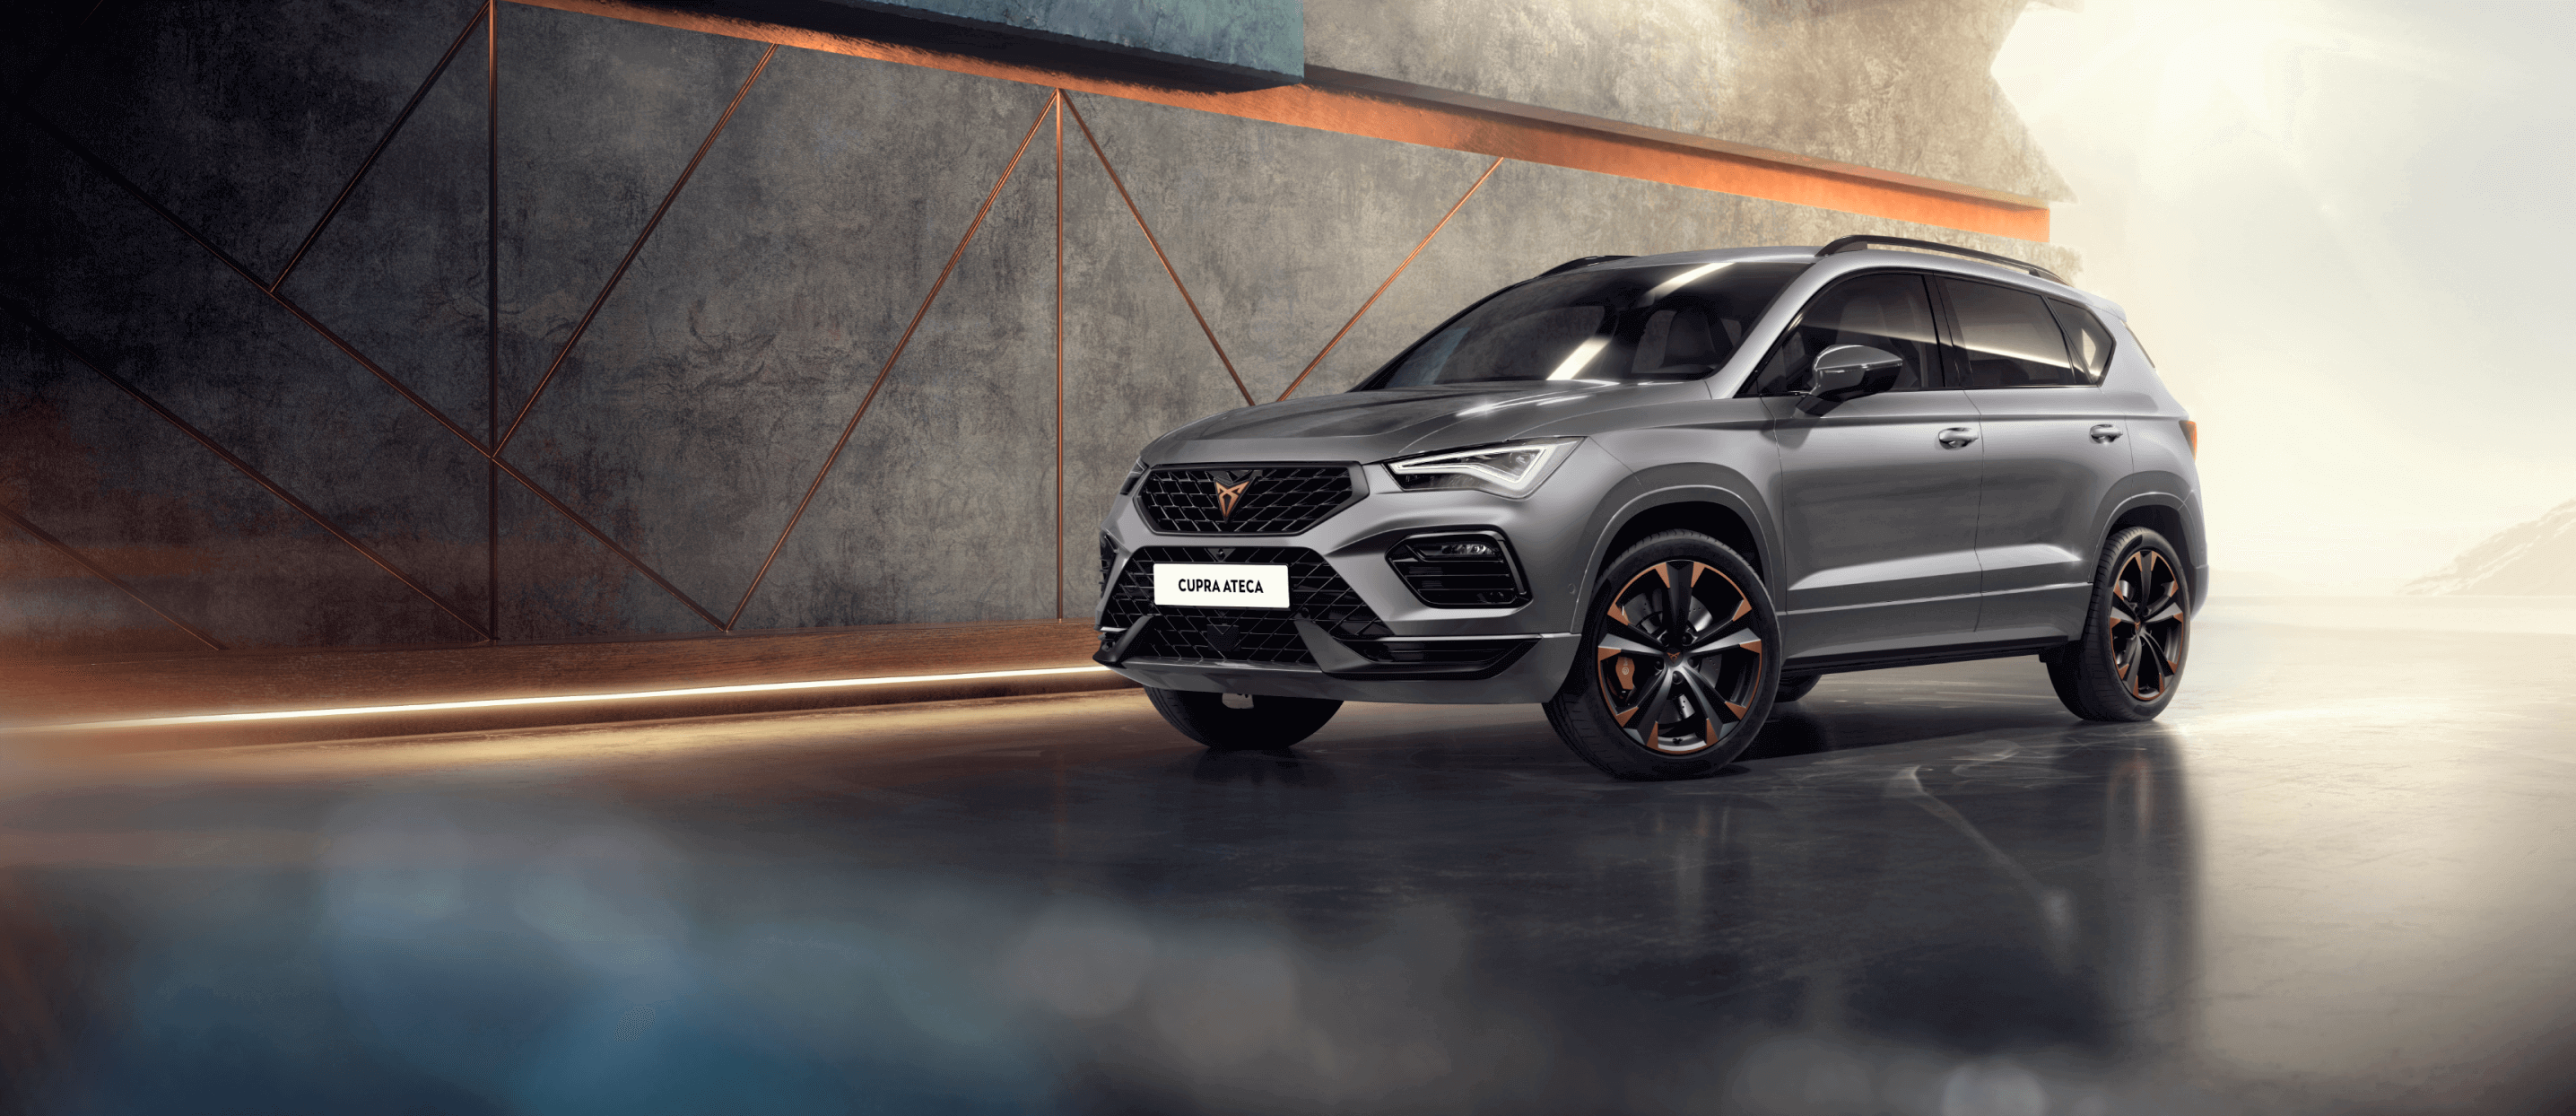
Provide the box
[31,666,1121,732]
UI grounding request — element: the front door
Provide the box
[1758,273,1987,662]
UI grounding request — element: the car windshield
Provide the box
[1358,260,1810,389]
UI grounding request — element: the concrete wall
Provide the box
[1305,0,2068,203]
[0,0,2072,657]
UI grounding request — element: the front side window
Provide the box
[1944,278,2084,388]
[1360,261,1809,389]
[1745,273,1941,396]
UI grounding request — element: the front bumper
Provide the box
[1093,449,1622,704]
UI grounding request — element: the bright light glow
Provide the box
[1642,260,1731,302]
[37,666,1119,732]
[1544,336,1612,380]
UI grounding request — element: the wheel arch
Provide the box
[1588,484,1775,594]
[2101,493,2201,609]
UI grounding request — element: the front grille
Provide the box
[1388,531,1530,607]
[1100,545,1388,666]
[1099,533,1118,591]
[1136,466,1358,535]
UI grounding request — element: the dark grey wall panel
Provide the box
[0,0,2076,655]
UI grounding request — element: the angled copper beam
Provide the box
[15,103,732,631]
[1053,93,1066,620]
[269,1,492,293]
[485,2,500,637]
[1061,94,1254,407]
[727,91,1059,631]
[496,43,778,454]
[0,300,491,641]
[14,107,495,453]
[0,503,226,650]
[1277,155,1503,402]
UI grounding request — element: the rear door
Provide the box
[1935,278,2133,640]
[1757,272,1987,660]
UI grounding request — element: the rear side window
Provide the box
[2047,298,2116,382]
[1745,273,1941,396]
[1942,278,2084,388]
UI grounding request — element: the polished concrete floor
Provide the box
[3,598,2574,1114]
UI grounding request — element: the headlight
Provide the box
[1384,438,1580,497]
[1118,458,1146,495]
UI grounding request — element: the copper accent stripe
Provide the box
[1275,155,1502,401]
[0,505,225,650]
[1614,705,1638,727]
[1606,601,1627,625]
[497,42,779,454]
[1051,94,1066,620]
[518,0,2049,241]
[0,300,492,641]
[1724,701,1747,719]
[728,90,1060,631]
[1595,645,1621,661]
[271,1,492,292]
[485,1,501,638]
[1062,93,1254,407]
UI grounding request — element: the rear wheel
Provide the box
[1543,530,1781,780]
[1145,687,1342,750]
[2047,527,2190,721]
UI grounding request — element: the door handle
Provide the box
[1936,426,1979,449]
[2090,423,2124,442]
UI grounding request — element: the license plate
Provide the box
[1153,562,1291,609]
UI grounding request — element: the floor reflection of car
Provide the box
[1097,236,2206,780]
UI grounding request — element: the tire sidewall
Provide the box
[2062,527,2189,720]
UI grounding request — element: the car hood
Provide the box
[1143,380,1704,465]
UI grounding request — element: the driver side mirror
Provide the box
[1795,344,1906,415]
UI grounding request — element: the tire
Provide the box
[1145,687,1342,750]
[1544,530,1782,780]
[2047,527,2191,721]
[1774,674,1821,703]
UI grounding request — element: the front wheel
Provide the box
[2047,526,2191,721]
[1145,687,1342,750]
[1543,530,1781,780]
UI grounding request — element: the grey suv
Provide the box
[1094,236,2202,780]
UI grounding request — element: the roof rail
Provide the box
[1537,254,1633,277]
[1816,235,2062,284]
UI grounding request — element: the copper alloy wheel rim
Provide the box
[1595,560,1765,755]
[2108,548,2188,701]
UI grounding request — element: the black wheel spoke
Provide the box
[1678,666,1734,726]
[1662,562,1695,647]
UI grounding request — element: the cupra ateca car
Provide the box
[1094,236,2202,780]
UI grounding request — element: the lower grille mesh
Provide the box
[1100,546,1388,666]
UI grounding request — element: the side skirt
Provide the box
[1782,635,2072,677]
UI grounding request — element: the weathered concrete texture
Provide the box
[3,0,2079,653]
[1303,0,2073,203]
[829,0,1304,83]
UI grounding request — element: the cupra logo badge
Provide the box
[1212,477,1250,518]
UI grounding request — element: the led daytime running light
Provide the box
[1386,439,1578,494]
